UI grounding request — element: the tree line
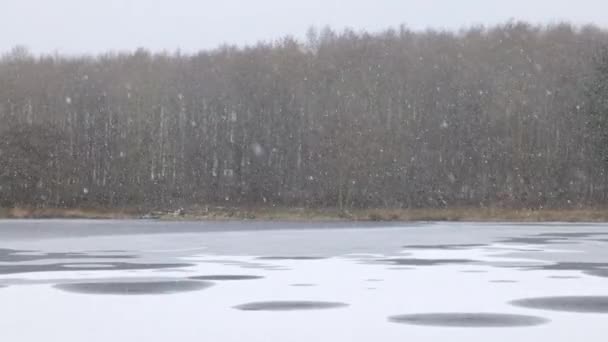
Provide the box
[1,22,608,210]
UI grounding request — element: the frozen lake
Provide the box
[0,220,607,341]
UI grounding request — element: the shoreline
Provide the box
[1,207,608,223]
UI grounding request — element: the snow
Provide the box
[251,143,264,157]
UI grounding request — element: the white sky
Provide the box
[2,0,608,54]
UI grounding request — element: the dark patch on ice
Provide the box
[523,262,608,272]
[54,280,212,295]
[511,296,608,313]
[584,269,608,278]
[0,248,135,263]
[491,280,518,283]
[389,313,548,327]
[499,231,608,245]
[485,247,544,252]
[497,237,571,245]
[62,263,116,269]
[366,279,383,282]
[200,259,254,266]
[366,287,377,290]
[290,283,317,287]
[0,276,186,286]
[202,259,290,271]
[84,250,130,254]
[152,268,191,273]
[402,244,486,250]
[240,265,291,271]
[548,275,581,279]
[483,261,549,269]
[0,262,193,275]
[189,275,263,281]
[257,256,326,261]
[387,267,415,270]
[377,258,476,266]
[341,254,384,260]
[536,232,608,239]
[235,301,348,311]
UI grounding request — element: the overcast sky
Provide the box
[2,0,608,55]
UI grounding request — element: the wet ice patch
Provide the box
[0,262,194,275]
[524,262,608,272]
[234,301,348,311]
[0,248,135,262]
[239,264,291,271]
[199,258,289,271]
[511,296,608,313]
[536,232,608,239]
[497,237,571,245]
[80,250,130,254]
[585,269,608,278]
[189,275,263,281]
[54,280,212,295]
[402,244,486,250]
[389,313,548,327]
[377,258,476,266]
[257,256,326,260]
[62,263,116,269]
[0,276,188,287]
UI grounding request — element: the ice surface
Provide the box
[0,221,607,341]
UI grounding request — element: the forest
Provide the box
[1,22,608,212]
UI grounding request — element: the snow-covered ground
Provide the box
[0,220,607,341]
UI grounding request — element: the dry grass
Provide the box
[1,206,608,222]
[1,207,139,219]
[358,208,608,222]
[163,206,608,222]
[162,206,347,221]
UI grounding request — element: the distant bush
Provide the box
[368,212,384,221]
